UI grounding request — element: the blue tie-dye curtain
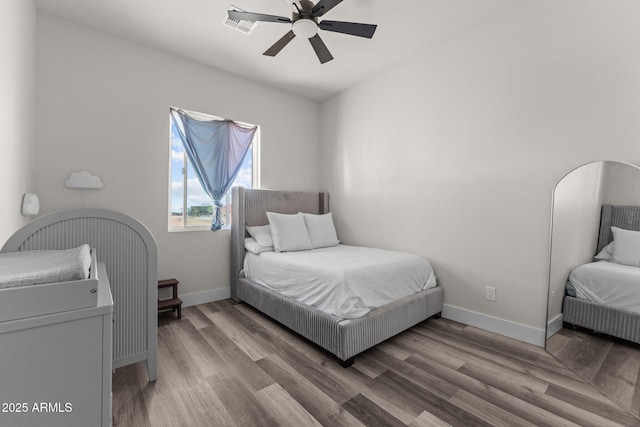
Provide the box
[170,108,256,231]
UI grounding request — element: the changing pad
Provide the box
[0,244,91,289]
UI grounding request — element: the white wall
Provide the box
[0,0,36,244]
[320,0,640,344]
[36,14,320,299]
[601,162,640,206]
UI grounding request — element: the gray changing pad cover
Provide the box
[0,244,91,289]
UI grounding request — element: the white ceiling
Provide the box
[35,0,526,101]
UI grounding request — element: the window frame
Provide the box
[168,108,260,232]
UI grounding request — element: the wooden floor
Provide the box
[113,301,640,426]
[547,326,640,420]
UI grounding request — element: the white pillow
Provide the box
[303,212,339,249]
[246,225,273,248]
[266,212,313,252]
[611,226,640,266]
[244,237,274,254]
[594,242,614,261]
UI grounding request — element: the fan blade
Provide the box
[227,10,291,24]
[311,0,343,17]
[263,30,296,57]
[309,34,334,64]
[319,20,377,38]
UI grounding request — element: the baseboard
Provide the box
[180,287,230,307]
[546,313,563,339]
[442,304,546,347]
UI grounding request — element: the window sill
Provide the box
[168,225,230,233]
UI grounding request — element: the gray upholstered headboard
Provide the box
[597,204,640,253]
[230,187,329,301]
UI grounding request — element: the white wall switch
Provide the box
[486,287,496,301]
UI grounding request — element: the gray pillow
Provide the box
[246,225,273,248]
[266,212,313,252]
[611,226,640,266]
[303,212,339,249]
[244,237,274,254]
[594,242,614,261]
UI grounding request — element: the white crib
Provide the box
[1,209,158,381]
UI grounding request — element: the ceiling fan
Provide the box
[227,0,377,64]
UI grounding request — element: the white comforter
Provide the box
[568,260,640,313]
[0,244,91,289]
[243,244,437,319]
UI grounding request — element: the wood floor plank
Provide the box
[404,353,583,427]
[145,321,208,394]
[458,364,630,427]
[256,354,365,427]
[111,301,640,427]
[255,383,323,427]
[391,329,467,370]
[592,341,640,410]
[232,303,375,405]
[112,364,152,427]
[359,347,459,399]
[631,369,640,418]
[417,321,573,378]
[232,302,332,366]
[170,320,227,378]
[197,322,275,392]
[206,369,279,427]
[350,357,388,379]
[371,369,494,426]
[409,410,453,427]
[194,301,221,316]
[341,393,406,427]
[448,389,538,427]
[414,322,609,402]
[548,326,640,419]
[181,305,214,330]
[208,311,274,361]
[358,388,416,425]
[545,383,640,426]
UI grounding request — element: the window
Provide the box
[169,109,259,230]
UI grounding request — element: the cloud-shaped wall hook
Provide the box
[65,171,104,189]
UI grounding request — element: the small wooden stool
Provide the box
[158,278,183,319]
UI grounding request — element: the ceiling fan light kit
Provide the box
[227,0,377,64]
[292,19,318,38]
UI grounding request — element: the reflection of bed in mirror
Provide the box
[546,161,640,420]
[562,204,640,344]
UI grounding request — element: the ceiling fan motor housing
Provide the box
[292,18,318,38]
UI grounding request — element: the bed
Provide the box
[230,187,443,367]
[563,204,640,344]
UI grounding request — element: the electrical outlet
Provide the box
[486,287,496,301]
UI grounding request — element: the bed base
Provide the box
[237,277,444,365]
[563,296,640,344]
[562,204,640,346]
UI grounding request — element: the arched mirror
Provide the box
[546,160,640,418]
